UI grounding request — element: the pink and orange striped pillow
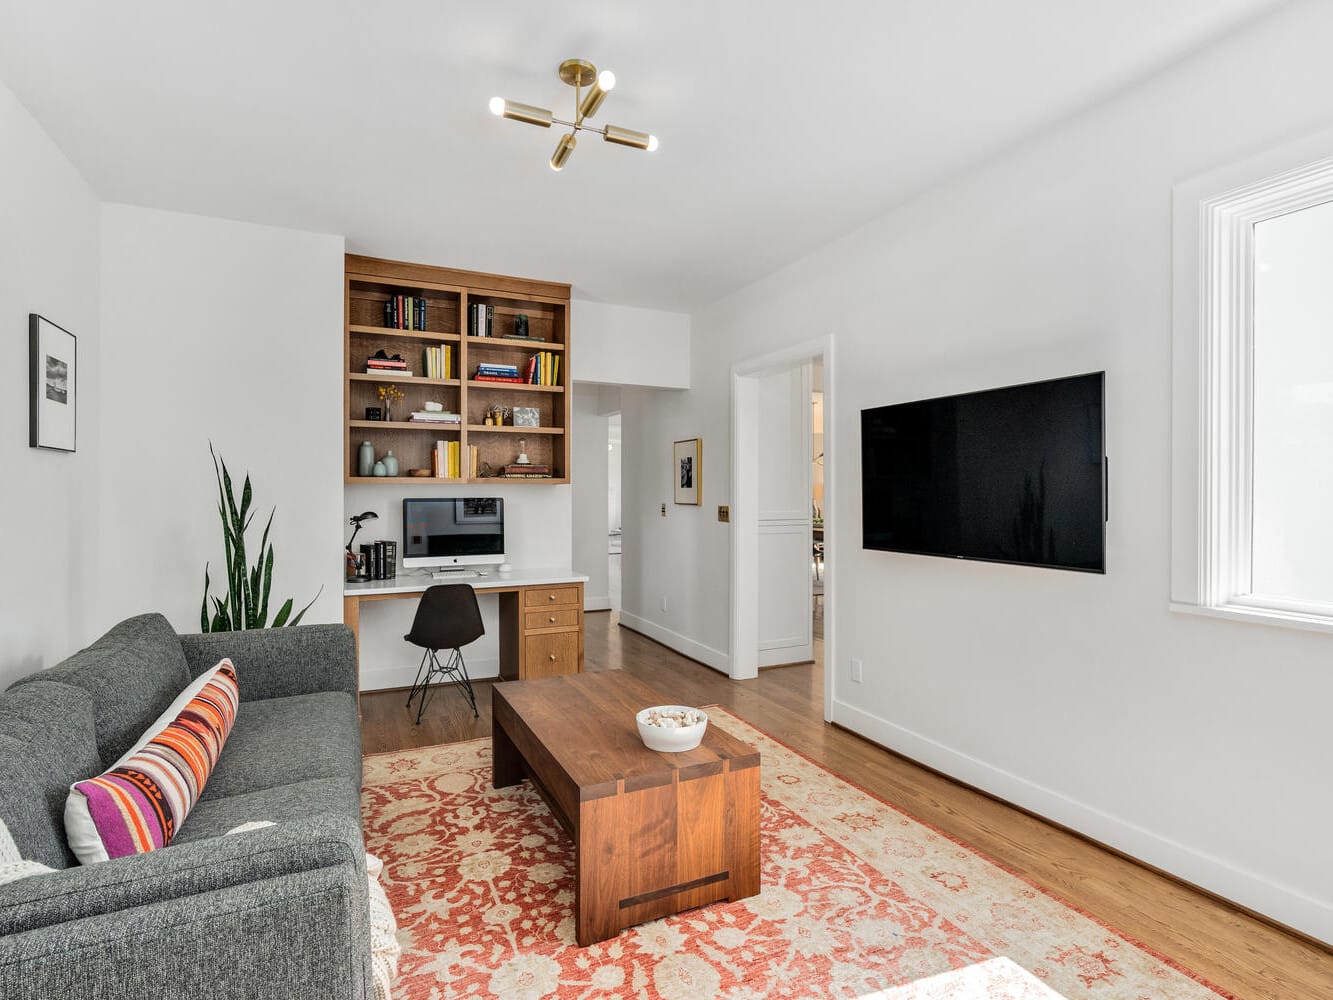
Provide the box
[66,659,239,863]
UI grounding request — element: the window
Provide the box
[1172,135,1333,630]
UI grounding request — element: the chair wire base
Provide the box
[405,646,479,724]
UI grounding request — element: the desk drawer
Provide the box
[523,586,581,609]
[525,608,580,632]
[524,631,580,678]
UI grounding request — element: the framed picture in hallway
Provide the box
[29,314,77,452]
[674,437,701,505]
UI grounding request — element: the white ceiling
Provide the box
[0,1,1286,310]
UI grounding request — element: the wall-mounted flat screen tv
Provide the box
[861,372,1105,573]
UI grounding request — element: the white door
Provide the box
[755,363,814,667]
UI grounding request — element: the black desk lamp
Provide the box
[346,511,378,580]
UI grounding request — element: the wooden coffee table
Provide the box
[491,671,761,946]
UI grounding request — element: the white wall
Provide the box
[97,205,345,636]
[0,77,101,687]
[572,299,690,388]
[623,1,1333,940]
[345,482,572,690]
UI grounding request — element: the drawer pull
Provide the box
[548,615,556,623]
[548,593,557,601]
[548,653,557,661]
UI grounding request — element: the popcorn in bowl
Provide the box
[636,704,708,752]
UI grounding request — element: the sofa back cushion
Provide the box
[14,613,191,764]
[0,680,102,869]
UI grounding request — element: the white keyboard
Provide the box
[431,568,487,580]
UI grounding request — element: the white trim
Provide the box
[1172,127,1333,628]
[1171,600,1333,635]
[619,611,731,673]
[831,697,1333,941]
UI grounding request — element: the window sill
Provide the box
[1169,601,1333,635]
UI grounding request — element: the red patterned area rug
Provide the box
[361,710,1230,1000]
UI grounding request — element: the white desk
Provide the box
[343,567,589,697]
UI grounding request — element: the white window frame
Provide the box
[1172,130,1333,633]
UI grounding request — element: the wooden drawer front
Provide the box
[525,608,580,632]
[524,586,581,609]
[525,631,580,678]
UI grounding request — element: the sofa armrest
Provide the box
[178,624,357,702]
[0,866,371,1000]
[0,814,365,937]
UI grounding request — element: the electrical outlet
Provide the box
[718,505,730,522]
[850,659,863,684]
[660,502,667,517]
[660,595,668,613]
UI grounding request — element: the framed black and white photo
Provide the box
[29,314,77,452]
[673,437,701,505]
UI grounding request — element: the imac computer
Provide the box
[402,498,505,570]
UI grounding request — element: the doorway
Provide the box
[730,336,835,721]
[608,411,622,611]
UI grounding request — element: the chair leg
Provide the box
[450,648,479,718]
[405,647,479,723]
[406,649,433,722]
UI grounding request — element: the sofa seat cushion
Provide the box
[173,776,363,844]
[14,613,191,764]
[0,681,102,869]
[200,691,362,802]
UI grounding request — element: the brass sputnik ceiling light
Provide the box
[489,59,658,171]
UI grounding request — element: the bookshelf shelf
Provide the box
[348,373,461,387]
[345,255,571,485]
[465,335,566,352]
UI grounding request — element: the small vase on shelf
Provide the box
[383,451,399,477]
[372,460,387,477]
[358,440,374,477]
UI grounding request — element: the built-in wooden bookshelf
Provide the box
[344,255,571,485]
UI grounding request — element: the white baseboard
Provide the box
[618,612,730,674]
[359,656,500,693]
[584,595,612,612]
[831,699,1333,944]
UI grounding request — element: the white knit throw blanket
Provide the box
[0,818,56,885]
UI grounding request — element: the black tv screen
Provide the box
[861,372,1105,572]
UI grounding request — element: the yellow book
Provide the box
[552,354,560,386]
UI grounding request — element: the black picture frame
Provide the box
[29,314,77,452]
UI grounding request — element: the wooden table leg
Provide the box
[492,708,525,789]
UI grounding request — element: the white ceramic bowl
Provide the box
[636,705,709,752]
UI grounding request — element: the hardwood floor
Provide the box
[360,611,1332,1000]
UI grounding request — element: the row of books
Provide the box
[433,440,481,479]
[524,352,560,386]
[474,362,520,384]
[501,463,552,479]
[468,302,495,338]
[421,345,452,380]
[358,540,397,580]
[383,296,427,331]
[408,410,460,424]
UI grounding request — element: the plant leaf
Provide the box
[272,597,294,628]
[286,584,324,627]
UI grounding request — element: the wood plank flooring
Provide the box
[359,611,1332,1000]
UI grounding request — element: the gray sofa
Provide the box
[0,613,372,1000]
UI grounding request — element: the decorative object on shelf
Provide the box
[383,451,399,477]
[423,400,444,412]
[199,443,322,630]
[408,468,431,477]
[345,511,379,581]
[485,404,510,426]
[28,314,77,452]
[366,349,410,376]
[364,406,382,422]
[513,406,540,427]
[489,59,658,172]
[515,438,531,466]
[377,383,405,422]
[373,460,387,477]
[514,314,529,338]
[358,440,375,477]
[674,437,702,505]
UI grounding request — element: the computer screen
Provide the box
[402,498,505,568]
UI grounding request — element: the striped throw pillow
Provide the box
[66,659,239,862]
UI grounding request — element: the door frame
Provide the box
[729,334,835,721]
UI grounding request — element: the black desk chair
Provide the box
[404,584,484,724]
